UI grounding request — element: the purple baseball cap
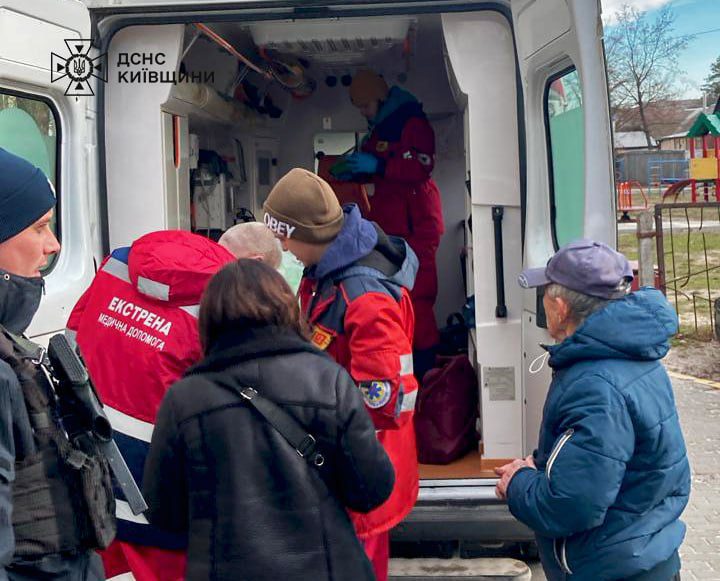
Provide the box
[518,239,634,299]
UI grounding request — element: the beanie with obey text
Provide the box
[263,168,343,243]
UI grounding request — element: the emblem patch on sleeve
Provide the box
[310,326,333,350]
[359,380,392,409]
[376,141,389,152]
[417,153,432,166]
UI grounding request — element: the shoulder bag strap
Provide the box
[200,375,325,468]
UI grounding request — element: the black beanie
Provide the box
[0,148,56,243]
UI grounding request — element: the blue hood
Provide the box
[313,205,377,279]
[369,86,419,130]
[310,204,418,291]
[549,288,678,369]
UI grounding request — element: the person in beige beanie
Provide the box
[349,69,389,120]
[263,167,343,240]
[264,168,421,581]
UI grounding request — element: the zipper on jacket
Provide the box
[553,538,573,575]
[553,539,562,573]
[546,428,574,480]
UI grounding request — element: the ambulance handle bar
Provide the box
[492,206,508,318]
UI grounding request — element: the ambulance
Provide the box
[0,0,615,548]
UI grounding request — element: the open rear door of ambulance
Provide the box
[511,0,615,454]
[0,0,99,341]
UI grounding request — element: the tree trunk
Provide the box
[637,99,653,148]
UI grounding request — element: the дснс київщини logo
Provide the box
[51,40,107,97]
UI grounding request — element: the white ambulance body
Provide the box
[0,0,615,543]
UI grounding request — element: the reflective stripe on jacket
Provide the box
[299,206,420,537]
[66,231,235,554]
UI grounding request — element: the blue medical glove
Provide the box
[345,152,379,175]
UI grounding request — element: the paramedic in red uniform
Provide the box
[343,69,444,381]
[66,224,281,581]
[263,168,420,581]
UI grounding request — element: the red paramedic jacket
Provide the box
[299,205,420,538]
[66,230,236,580]
[359,86,445,350]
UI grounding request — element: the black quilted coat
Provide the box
[143,325,395,580]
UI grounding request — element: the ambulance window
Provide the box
[0,90,60,269]
[545,68,584,248]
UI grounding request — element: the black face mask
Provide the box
[0,269,43,335]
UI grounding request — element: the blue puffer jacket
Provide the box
[507,288,691,581]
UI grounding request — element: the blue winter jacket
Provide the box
[507,288,691,581]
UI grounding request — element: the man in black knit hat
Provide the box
[0,147,106,580]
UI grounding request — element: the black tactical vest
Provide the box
[0,327,115,557]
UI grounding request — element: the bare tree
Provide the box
[605,5,689,147]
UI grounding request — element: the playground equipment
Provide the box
[617,180,649,221]
[660,179,694,203]
[686,112,720,202]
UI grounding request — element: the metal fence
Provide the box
[655,202,720,340]
[615,150,688,185]
[647,158,689,185]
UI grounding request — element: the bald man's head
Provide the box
[218,222,282,269]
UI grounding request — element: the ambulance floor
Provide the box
[418,451,511,480]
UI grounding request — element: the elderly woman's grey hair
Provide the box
[218,222,282,269]
[545,282,627,327]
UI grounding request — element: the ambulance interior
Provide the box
[105,11,523,481]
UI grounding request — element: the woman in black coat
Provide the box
[143,259,395,580]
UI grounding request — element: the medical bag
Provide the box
[414,354,479,465]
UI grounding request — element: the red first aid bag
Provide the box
[414,355,479,465]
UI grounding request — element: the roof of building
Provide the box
[687,113,720,137]
[658,132,690,141]
[614,98,715,142]
[614,131,656,149]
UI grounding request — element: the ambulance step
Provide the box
[389,557,532,580]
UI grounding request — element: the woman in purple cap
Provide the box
[495,239,690,581]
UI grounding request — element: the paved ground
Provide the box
[389,375,719,579]
[673,375,720,580]
[524,375,720,580]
